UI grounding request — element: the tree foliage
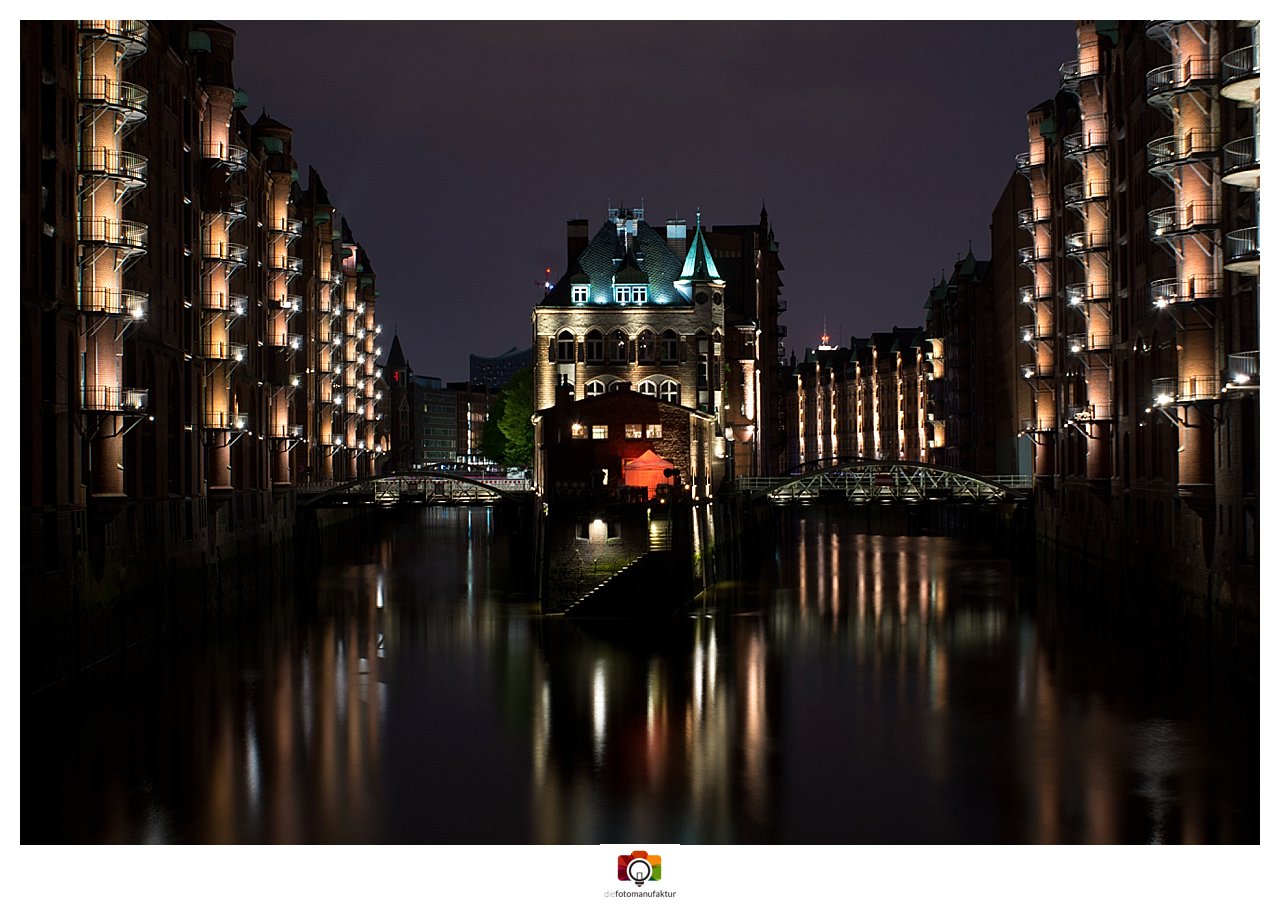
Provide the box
[495,364,534,468]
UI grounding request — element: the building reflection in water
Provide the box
[22,505,1256,844]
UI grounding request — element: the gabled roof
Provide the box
[540,218,687,308]
[385,333,410,371]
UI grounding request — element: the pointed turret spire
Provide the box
[678,214,721,284]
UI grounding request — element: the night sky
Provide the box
[225,20,1078,381]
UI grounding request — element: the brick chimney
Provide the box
[567,219,589,267]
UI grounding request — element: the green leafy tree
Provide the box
[497,365,534,468]
[480,387,508,464]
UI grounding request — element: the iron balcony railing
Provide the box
[1227,351,1259,385]
[1015,151,1046,173]
[269,333,304,351]
[1152,375,1218,405]
[201,341,248,362]
[1059,59,1101,91]
[79,216,148,252]
[202,241,248,265]
[1017,208,1050,231]
[201,291,247,314]
[271,424,305,440]
[1067,402,1114,421]
[1063,128,1109,158]
[1148,130,1220,171]
[1066,230,1110,255]
[1066,332,1112,354]
[1226,228,1259,267]
[1019,324,1048,345]
[1065,283,1111,313]
[1149,201,1221,241]
[1150,275,1222,307]
[202,141,249,170]
[267,217,303,237]
[209,194,248,220]
[1221,46,1260,92]
[269,295,302,312]
[1146,58,1218,106]
[1021,363,1051,381]
[79,287,147,320]
[1018,244,1052,266]
[205,410,248,431]
[78,76,147,122]
[1064,180,1109,209]
[1223,136,1260,186]
[269,254,303,274]
[83,385,148,413]
[79,147,148,186]
[1018,286,1051,308]
[1019,417,1057,433]
[78,20,148,57]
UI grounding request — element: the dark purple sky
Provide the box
[226,20,1077,381]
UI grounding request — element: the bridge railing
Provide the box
[736,474,1032,492]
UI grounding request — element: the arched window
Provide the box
[659,330,679,363]
[585,329,604,364]
[585,379,606,397]
[556,331,575,363]
[659,381,680,404]
[637,330,655,364]
[638,379,658,397]
[609,380,629,393]
[609,329,628,363]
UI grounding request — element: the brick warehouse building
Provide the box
[1013,20,1258,664]
[20,21,386,682]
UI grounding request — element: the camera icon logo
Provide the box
[617,850,662,886]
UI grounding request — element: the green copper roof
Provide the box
[614,251,648,284]
[678,220,721,283]
[187,30,211,53]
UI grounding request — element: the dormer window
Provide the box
[571,284,589,303]
[615,284,647,304]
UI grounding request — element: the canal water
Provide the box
[22,506,1258,843]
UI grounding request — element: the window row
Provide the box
[571,422,664,440]
[584,379,680,403]
[554,329,683,364]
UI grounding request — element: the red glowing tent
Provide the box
[622,449,675,498]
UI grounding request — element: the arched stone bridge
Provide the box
[298,471,532,508]
[735,459,1031,505]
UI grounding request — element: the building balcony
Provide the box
[268,254,303,275]
[201,341,247,363]
[79,287,147,321]
[1018,244,1052,267]
[1223,136,1260,190]
[78,20,148,58]
[267,217,303,238]
[1226,351,1259,388]
[78,76,148,126]
[1150,275,1222,308]
[201,291,247,315]
[270,424,304,440]
[269,295,302,313]
[1146,58,1218,108]
[1015,152,1046,175]
[79,147,147,190]
[1066,332,1112,354]
[1019,324,1049,345]
[1066,230,1109,259]
[1225,228,1259,274]
[1221,45,1260,103]
[207,194,248,222]
[205,410,249,431]
[1017,208,1050,233]
[202,141,249,171]
[1067,402,1113,422]
[268,332,304,351]
[1062,128,1109,160]
[83,385,148,413]
[202,241,248,266]
[1152,375,1217,405]
[1018,286,1052,310]
[1019,417,1057,433]
[1020,363,1051,382]
[79,216,147,255]
[1148,130,1220,173]
[1059,59,1101,93]
[1149,202,1220,243]
[1064,179,1109,211]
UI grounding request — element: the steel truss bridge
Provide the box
[735,460,1031,505]
[298,471,532,508]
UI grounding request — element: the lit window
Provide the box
[625,424,643,439]
[645,424,663,439]
[659,381,680,404]
[571,284,589,303]
[591,425,609,440]
[635,286,647,303]
[610,330,628,363]
[615,285,631,304]
[585,380,605,397]
[571,422,586,439]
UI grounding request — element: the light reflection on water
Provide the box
[22,506,1258,843]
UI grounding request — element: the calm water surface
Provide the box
[23,506,1258,843]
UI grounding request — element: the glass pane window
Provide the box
[645,424,663,439]
[625,424,643,439]
[591,425,609,440]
